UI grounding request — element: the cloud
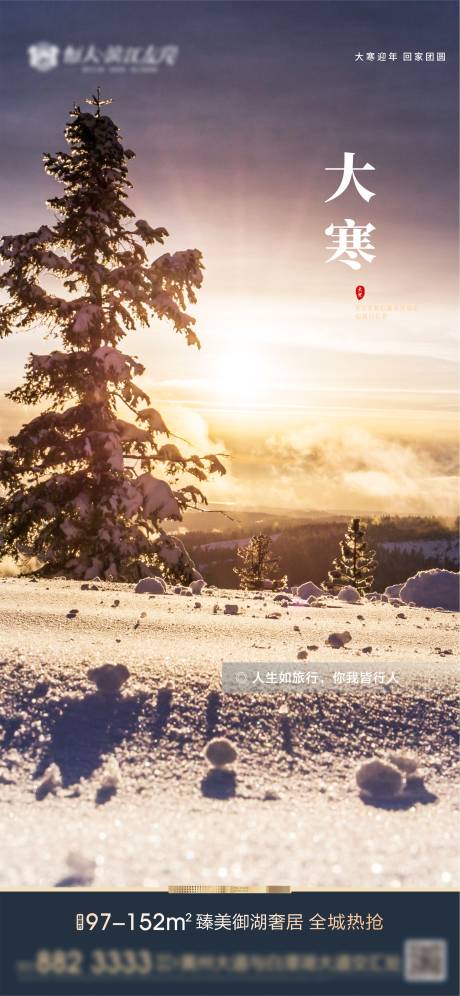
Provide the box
[219,424,459,515]
[1,391,457,517]
[159,403,225,456]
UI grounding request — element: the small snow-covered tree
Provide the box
[234,533,286,590]
[323,517,377,595]
[0,91,225,582]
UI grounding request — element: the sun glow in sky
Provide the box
[0,0,458,514]
[214,341,276,408]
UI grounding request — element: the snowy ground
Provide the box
[0,577,458,890]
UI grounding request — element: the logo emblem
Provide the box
[28,42,60,72]
[355,285,365,300]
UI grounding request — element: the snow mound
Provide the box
[297,581,324,600]
[88,663,130,694]
[35,763,62,800]
[189,579,206,595]
[384,583,403,599]
[99,757,122,793]
[326,631,352,648]
[64,850,96,886]
[399,569,459,611]
[356,759,403,799]
[337,585,361,603]
[135,577,166,594]
[204,738,237,768]
[387,752,418,774]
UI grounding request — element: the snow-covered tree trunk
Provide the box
[234,533,286,590]
[0,94,225,581]
[323,517,377,594]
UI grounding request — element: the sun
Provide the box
[214,344,274,408]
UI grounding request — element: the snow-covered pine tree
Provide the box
[323,517,377,595]
[0,91,225,582]
[233,532,286,591]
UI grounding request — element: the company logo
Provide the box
[27,42,179,74]
[28,41,60,72]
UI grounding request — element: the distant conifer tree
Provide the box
[323,517,377,594]
[0,91,225,582]
[234,532,286,590]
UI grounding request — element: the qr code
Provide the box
[403,939,448,983]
